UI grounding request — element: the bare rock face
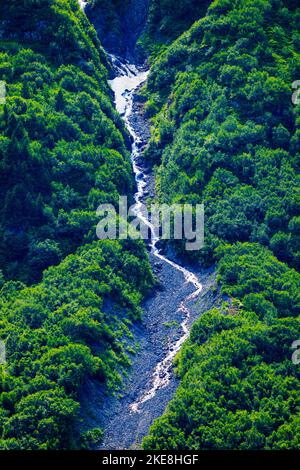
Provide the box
[86,0,150,61]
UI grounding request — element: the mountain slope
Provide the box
[0,0,133,283]
[142,0,300,449]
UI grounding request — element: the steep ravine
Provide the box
[85,0,150,61]
[79,57,220,449]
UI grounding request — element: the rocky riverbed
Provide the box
[98,260,218,450]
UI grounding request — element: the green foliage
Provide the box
[0,0,132,282]
[143,0,300,270]
[88,0,132,47]
[217,243,300,320]
[0,240,154,449]
[142,0,300,450]
[82,427,104,449]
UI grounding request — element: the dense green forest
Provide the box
[142,0,300,449]
[144,0,300,270]
[0,0,133,283]
[0,239,153,449]
[0,0,154,449]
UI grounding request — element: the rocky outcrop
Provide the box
[86,0,150,61]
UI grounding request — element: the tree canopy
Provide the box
[142,0,300,450]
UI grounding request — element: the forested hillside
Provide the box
[144,0,300,270]
[0,239,153,449]
[142,0,300,449]
[0,0,133,283]
[0,0,154,449]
